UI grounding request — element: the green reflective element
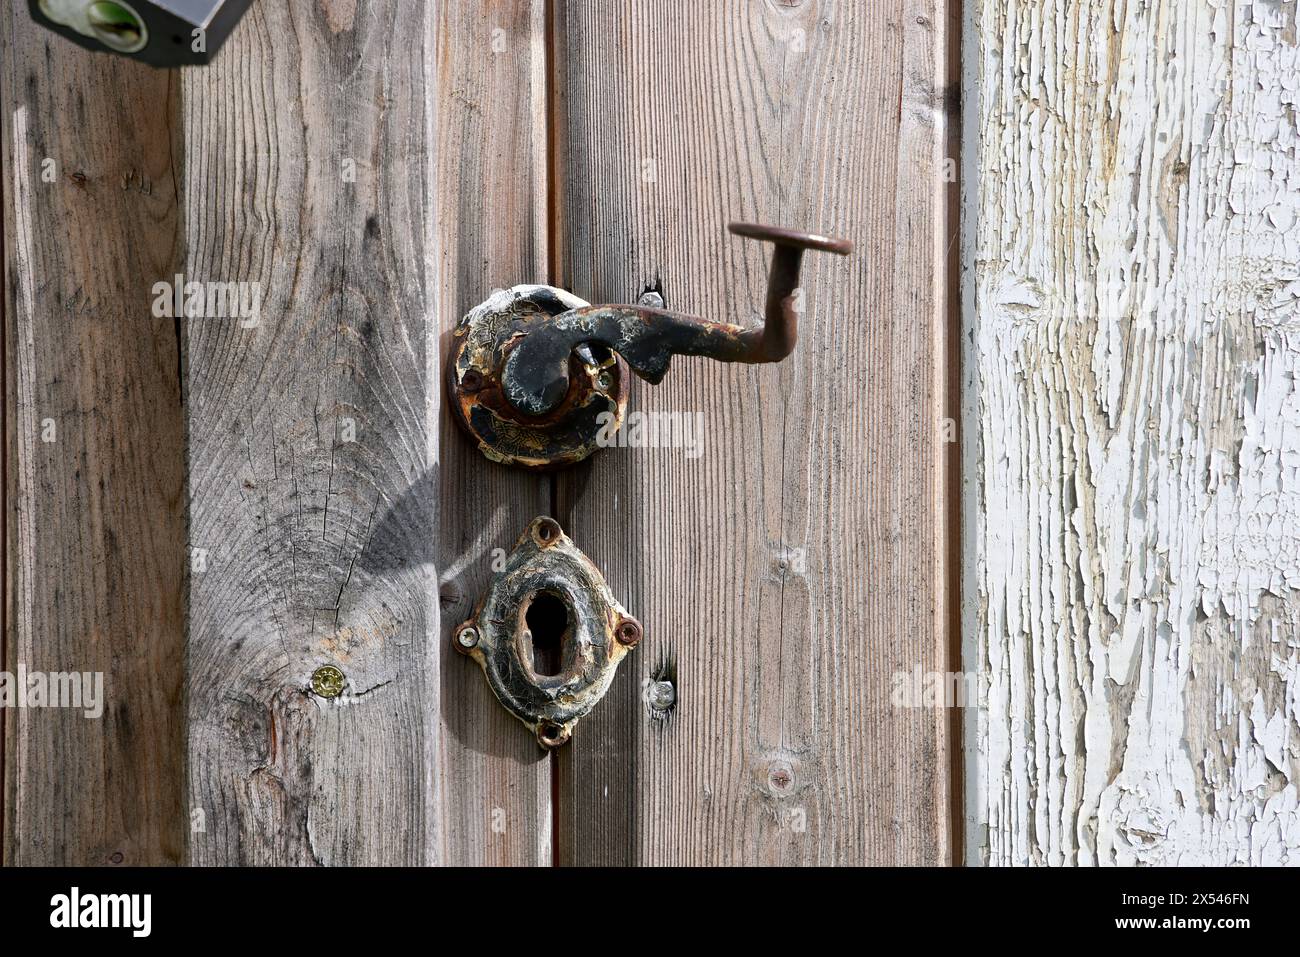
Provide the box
[87,2,147,52]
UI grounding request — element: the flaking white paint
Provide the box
[965,0,1300,865]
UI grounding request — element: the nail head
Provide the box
[648,679,676,711]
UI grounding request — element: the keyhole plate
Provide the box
[453,516,641,748]
[448,285,630,470]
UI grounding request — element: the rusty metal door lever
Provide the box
[449,222,853,468]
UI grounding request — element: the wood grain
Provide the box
[2,0,959,866]
[552,0,957,865]
[183,0,442,865]
[1,11,186,864]
[965,0,1300,864]
[434,0,553,866]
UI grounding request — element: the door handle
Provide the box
[502,224,854,416]
[448,222,853,469]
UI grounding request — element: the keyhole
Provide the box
[524,591,569,677]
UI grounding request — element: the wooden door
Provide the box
[2,0,956,865]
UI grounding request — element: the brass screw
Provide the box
[311,665,346,698]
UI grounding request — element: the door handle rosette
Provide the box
[453,517,640,748]
[448,222,852,469]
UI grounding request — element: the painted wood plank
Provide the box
[965,0,1300,865]
[434,0,553,866]
[552,0,958,865]
[182,0,443,865]
[1,12,186,864]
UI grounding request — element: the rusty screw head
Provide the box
[533,517,562,547]
[311,665,346,698]
[459,369,484,392]
[455,625,479,651]
[615,616,642,647]
[768,760,794,794]
[537,721,571,748]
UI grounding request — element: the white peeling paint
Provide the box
[965,0,1300,865]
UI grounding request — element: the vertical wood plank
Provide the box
[435,0,553,866]
[966,0,1300,865]
[1,13,185,863]
[183,0,442,865]
[553,0,957,865]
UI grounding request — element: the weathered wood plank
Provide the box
[434,0,553,866]
[1,12,185,864]
[183,0,441,865]
[553,0,957,865]
[965,0,1300,865]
